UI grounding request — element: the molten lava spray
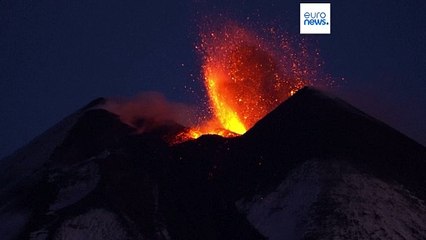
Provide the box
[191,21,324,137]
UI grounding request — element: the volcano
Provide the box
[0,87,425,240]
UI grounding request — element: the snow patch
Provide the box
[237,160,322,240]
[54,208,131,240]
[307,168,426,239]
[30,228,49,240]
[49,162,100,211]
[238,159,426,240]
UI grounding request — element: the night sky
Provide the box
[1,0,425,159]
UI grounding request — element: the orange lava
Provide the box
[182,21,324,141]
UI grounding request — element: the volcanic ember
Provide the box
[186,21,324,138]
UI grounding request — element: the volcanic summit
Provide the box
[0,87,425,240]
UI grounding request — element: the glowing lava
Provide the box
[191,21,320,137]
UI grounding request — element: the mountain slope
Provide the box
[0,87,425,240]
[243,87,426,199]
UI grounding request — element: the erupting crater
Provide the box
[185,21,325,139]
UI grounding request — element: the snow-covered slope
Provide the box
[0,112,83,240]
[237,159,426,240]
[0,111,82,192]
[0,99,107,240]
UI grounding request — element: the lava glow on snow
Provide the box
[183,21,325,140]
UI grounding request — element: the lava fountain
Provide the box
[187,21,324,138]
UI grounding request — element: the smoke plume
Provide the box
[102,92,197,133]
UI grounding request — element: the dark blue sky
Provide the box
[1,0,425,158]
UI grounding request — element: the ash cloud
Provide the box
[102,92,198,133]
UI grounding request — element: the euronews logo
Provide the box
[300,3,331,34]
[304,12,329,26]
